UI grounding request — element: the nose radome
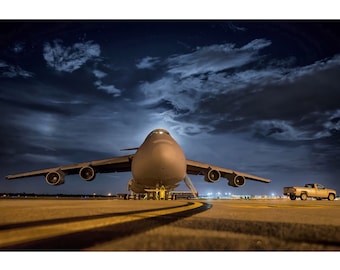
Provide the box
[152,141,176,161]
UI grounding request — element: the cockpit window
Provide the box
[149,129,170,136]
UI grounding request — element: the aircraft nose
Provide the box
[152,141,176,162]
[151,140,186,177]
[131,138,186,186]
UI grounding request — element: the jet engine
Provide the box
[79,166,96,181]
[45,170,65,186]
[204,169,221,183]
[227,174,246,187]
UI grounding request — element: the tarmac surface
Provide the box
[0,198,339,251]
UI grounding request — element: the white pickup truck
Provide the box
[283,183,336,201]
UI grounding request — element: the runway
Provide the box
[0,198,339,251]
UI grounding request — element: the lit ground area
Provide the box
[0,198,339,251]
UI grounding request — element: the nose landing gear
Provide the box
[143,185,168,200]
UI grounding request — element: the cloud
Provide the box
[0,60,6,67]
[11,41,25,53]
[282,54,340,82]
[139,76,199,112]
[94,80,121,97]
[92,68,122,97]
[149,110,214,137]
[136,56,160,69]
[0,60,34,78]
[252,120,324,141]
[227,22,247,32]
[135,37,340,145]
[166,39,271,78]
[43,39,101,72]
[92,69,107,79]
[138,39,276,126]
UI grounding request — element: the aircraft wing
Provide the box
[6,154,133,180]
[186,159,271,186]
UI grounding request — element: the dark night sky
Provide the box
[1,20,340,196]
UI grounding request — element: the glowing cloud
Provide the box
[43,39,101,72]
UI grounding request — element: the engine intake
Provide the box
[79,166,96,181]
[46,170,65,186]
[228,174,246,187]
[204,169,221,183]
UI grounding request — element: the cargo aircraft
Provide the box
[6,128,271,199]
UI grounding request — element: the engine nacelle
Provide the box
[204,169,221,183]
[228,174,246,187]
[46,170,65,186]
[79,166,96,181]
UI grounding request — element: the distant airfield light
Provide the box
[108,193,112,196]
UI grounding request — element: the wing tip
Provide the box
[265,178,272,183]
[5,174,26,180]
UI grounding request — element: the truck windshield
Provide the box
[317,184,325,189]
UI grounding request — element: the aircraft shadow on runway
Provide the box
[0,202,211,251]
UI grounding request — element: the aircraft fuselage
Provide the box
[131,129,186,189]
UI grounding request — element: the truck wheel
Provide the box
[328,194,335,201]
[289,194,296,200]
[300,193,307,200]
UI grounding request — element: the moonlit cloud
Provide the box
[11,41,25,53]
[139,39,276,114]
[137,40,340,146]
[0,60,33,78]
[93,69,107,78]
[139,76,199,112]
[136,56,160,69]
[227,22,247,32]
[281,54,340,82]
[94,80,121,97]
[92,68,121,96]
[0,60,7,67]
[166,39,271,78]
[43,39,101,72]
[149,110,214,137]
[317,110,340,138]
[252,120,320,141]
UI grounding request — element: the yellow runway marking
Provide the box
[0,201,203,248]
